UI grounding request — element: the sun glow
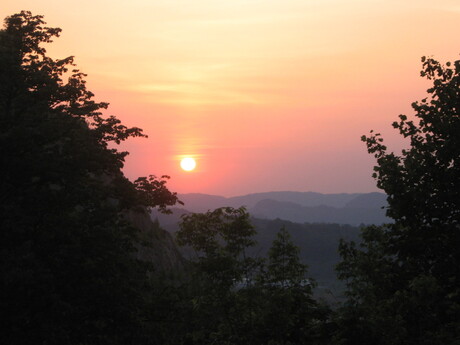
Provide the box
[180,157,197,171]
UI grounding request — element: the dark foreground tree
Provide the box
[176,209,329,345]
[175,207,259,344]
[177,207,257,288]
[248,227,327,345]
[0,11,180,345]
[336,57,460,345]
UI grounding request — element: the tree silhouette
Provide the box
[177,210,328,345]
[336,56,460,345]
[0,11,180,345]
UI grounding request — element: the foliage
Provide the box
[176,208,330,344]
[0,11,180,345]
[177,207,258,288]
[336,57,460,345]
[264,226,309,287]
[175,207,260,344]
[250,227,327,345]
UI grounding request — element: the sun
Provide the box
[180,157,196,171]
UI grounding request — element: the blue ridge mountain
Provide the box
[178,191,363,211]
[251,198,388,226]
[175,191,390,225]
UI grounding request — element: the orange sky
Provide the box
[2,1,460,196]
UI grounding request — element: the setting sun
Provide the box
[6,0,459,196]
[180,157,196,172]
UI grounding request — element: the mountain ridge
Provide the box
[176,191,389,225]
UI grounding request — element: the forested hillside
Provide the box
[152,208,361,294]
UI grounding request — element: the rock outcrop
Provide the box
[124,209,186,273]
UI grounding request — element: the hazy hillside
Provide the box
[251,198,388,225]
[176,191,390,225]
[249,218,361,288]
[178,191,365,211]
[177,193,229,212]
[226,191,362,208]
[343,192,387,208]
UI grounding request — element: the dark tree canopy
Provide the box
[176,208,329,345]
[264,226,309,287]
[177,207,257,289]
[0,11,180,345]
[362,56,460,283]
[336,57,460,345]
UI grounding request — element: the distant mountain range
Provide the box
[151,191,391,301]
[174,191,390,226]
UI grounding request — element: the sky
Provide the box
[2,0,460,196]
